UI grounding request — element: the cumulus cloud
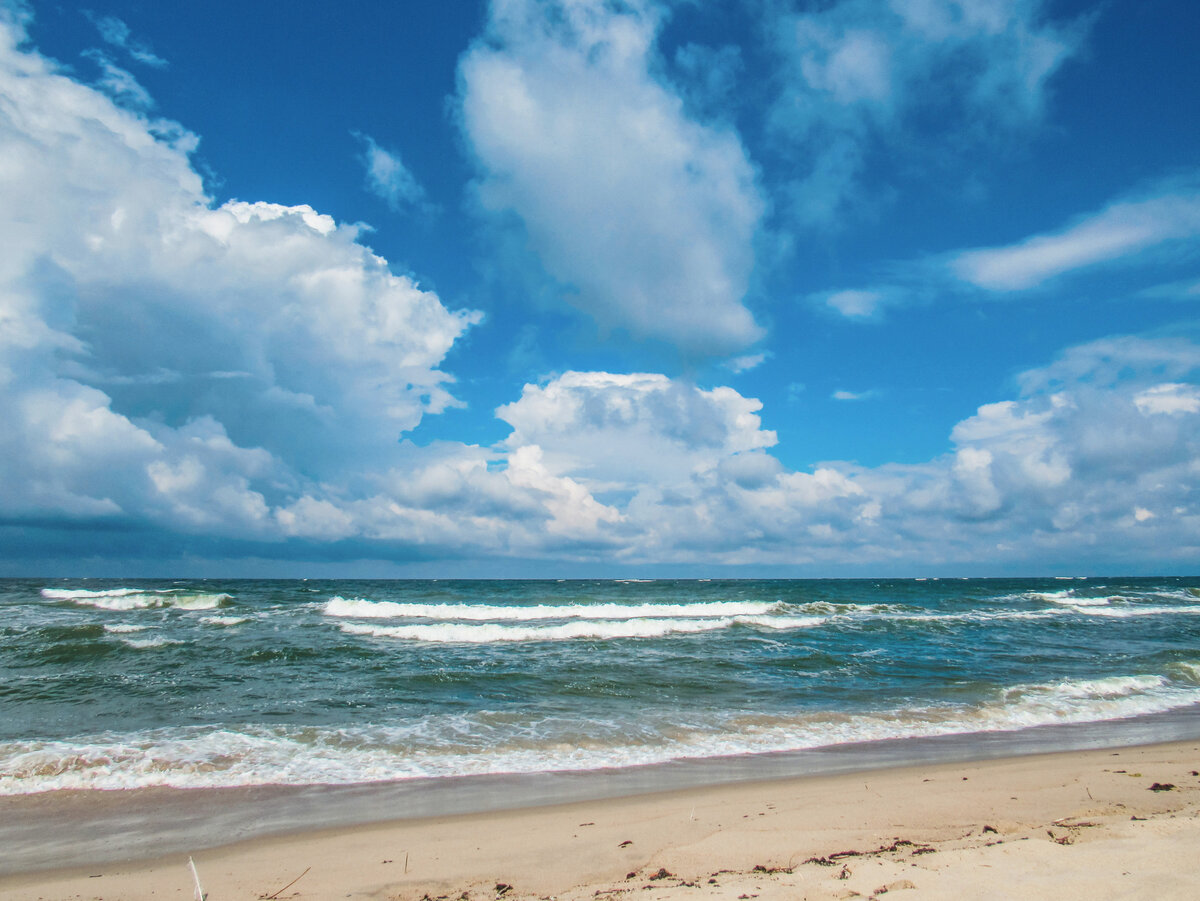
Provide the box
[457,0,765,355]
[496,371,777,489]
[311,337,1197,569]
[487,337,1199,567]
[6,7,1199,574]
[769,0,1083,224]
[0,15,478,537]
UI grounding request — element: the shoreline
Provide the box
[2,738,1199,899]
[2,709,1199,878]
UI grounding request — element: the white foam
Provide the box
[733,614,826,630]
[338,613,823,643]
[323,597,780,622]
[2,671,1197,795]
[339,617,735,643]
[1072,605,1200,619]
[200,616,249,626]
[102,624,148,634]
[120,637,183,650]
[1040,594,1113,607]
[41,588,144,600]
[42,588,232,611]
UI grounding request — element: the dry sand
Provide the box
[2,740,1199,900]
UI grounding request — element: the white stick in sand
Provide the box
[188,856,206,901]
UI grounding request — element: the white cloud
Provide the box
[831,389,877,401]
[822,288,888,318]
[82,50,154,109]
[723,352,768,373]
[5,7,1199,573]
[953,188,1200,290]
[84,12,166,68]
[471,337,1199,566]
[354,132,426,211]
[496,371,777,488]
[0,14,478,536]
[769,0,1082,225]
[457,0,765,354]
[816,180,1200,320]
[1134,383,1200,417]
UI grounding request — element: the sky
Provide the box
[1,0,1198,577]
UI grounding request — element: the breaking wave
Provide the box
[41,587,232,611]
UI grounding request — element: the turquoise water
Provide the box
[3,577,1200,795]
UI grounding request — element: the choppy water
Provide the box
[3,577,1200,796]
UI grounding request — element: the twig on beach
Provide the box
[188,856,207,901]
[263,865,311,899]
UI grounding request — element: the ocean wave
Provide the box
[1070,605,1200,619]
[41,588,232,611]
[119,636,184,650]
[338,614,825,643]
[323,597,782,622]
[40,588,146,600]
[1170,662,1200,684]
[200,616,249,626]
[2,670,1197,795]
[343,617,736,643]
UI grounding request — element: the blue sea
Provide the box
[4,576,1200,801]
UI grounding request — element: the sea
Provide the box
[3,576,1200,868]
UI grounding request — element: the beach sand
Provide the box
[2,740,1198,900]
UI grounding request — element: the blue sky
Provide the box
[2,0,1198,576]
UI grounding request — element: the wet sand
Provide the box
[2,739,1199,900]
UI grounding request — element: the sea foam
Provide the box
[2,670,1196,795]
[323,597,781,621]
[336,615,817,643]
[41,587,232,610]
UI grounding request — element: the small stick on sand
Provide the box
[264,865,311,899]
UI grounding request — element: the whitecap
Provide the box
[42,588,232,611]
[3,669,1198,795]
[323,597,780,622]
[120,636,183,650]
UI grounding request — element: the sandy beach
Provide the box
[2,739,1198,900]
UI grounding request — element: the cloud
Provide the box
[1133,383,1200,416]
[816,288,895,318]
[83,12,167,68]
[495,371,777,489]
[1138,277,1200,301]
[296,337,1200,569]
[6,6,1199,574]
[831,389,878,401]
[457,0,765,355]
[354,132,427,212]
[816,179,1200,319]
[81,48,154,109]
[953,187,1200,290]
[0,14,478,537]
[768,0,1083,225]
[723,352,768,373]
